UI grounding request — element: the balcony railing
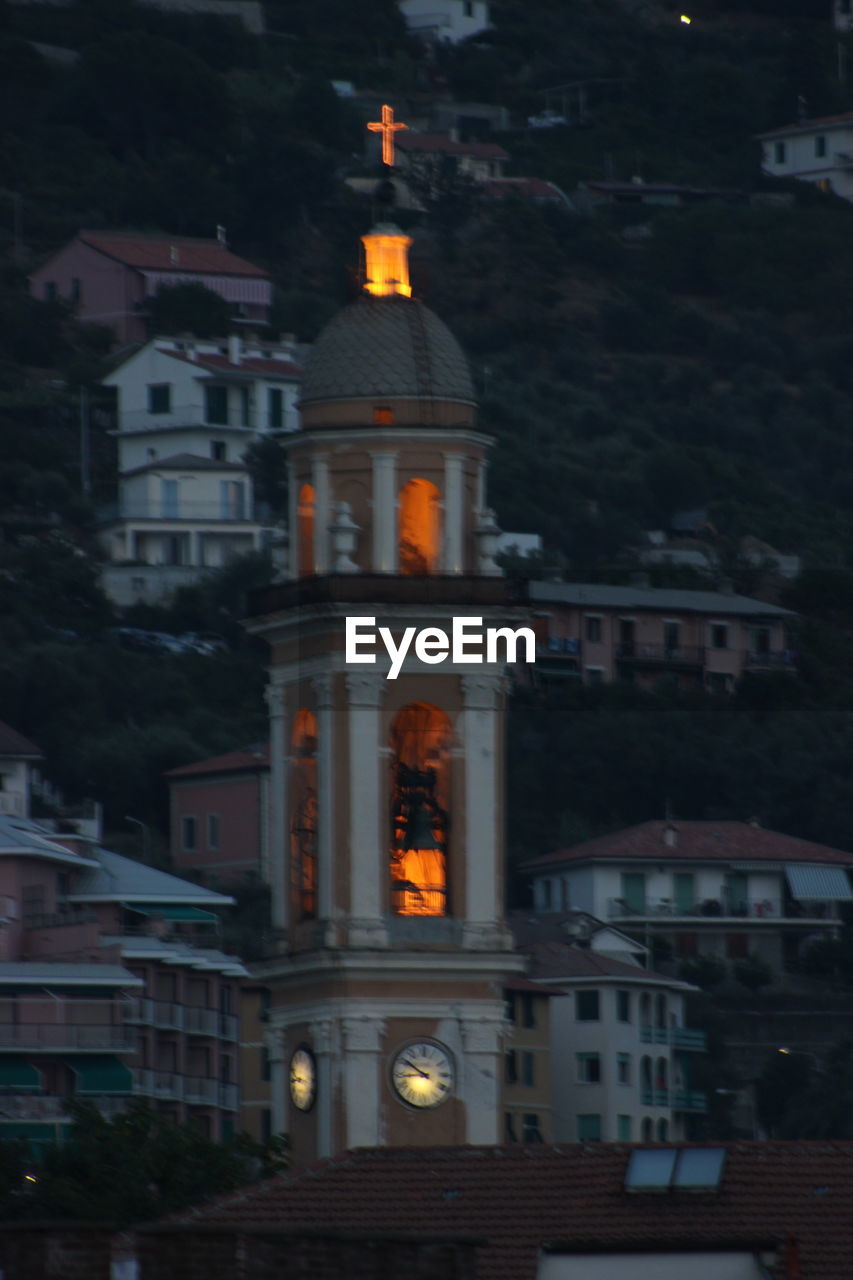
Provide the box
[133,1071,238,1110]
[127,1000,238,1040]
[745,650,796,669]
[184,1076,219,1104]
[641,1089,671,1106]
[616,643,705,666]
[640,1026,707,1051]
[672,1089,707,1112]
[219,1082,238,1111]
[23,909,98,930]
[116,406,259,435]
[114,500,265,523]
[608,897,785,920]
[0,1025,136,1052]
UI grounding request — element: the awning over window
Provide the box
[66,1056,133,1095]
[785,864,853,901]
[126,903,218,922]
[0,1058,42,1091]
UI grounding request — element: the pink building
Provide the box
[29,230,272,346]
[167,744,270,884]
[0,808,246,1151]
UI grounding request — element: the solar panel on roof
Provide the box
[673,1148,726,1189]
[624,1148,677,1191]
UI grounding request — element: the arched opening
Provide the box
[641,1056,652,1093]
[290,709,317,921]
[641,1117,653,1143]
[398,478,440,576]
[389,703,450,915]
[655,993,667,1028]
[655,1057,669,1093]
[656,1117,669,1142]
[297,484,315,578]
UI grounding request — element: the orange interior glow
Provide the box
[362,229,412,298]
[390,703,450,916]
[297,483,315,578]
[291,709,318,921]
[398,478,440,575]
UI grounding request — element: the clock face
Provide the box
[390,1040,454,1109]
[289,1046,316,1112]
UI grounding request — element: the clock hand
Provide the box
[402,1059,430,1079]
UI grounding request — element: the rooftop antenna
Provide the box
[216,224,227,247]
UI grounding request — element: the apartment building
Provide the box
[529,582,795,691]
[757,111,853,202]
[166,744,270,884]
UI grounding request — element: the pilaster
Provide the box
[460,1014,504,1143]
[311,455,330,573]
[461,675,504,946]
[371,451,397,572]
[345,673,388,948]
[443,452,465,573]
[312,674,335,922]
[342,1015,386,1148]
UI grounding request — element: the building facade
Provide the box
[757,112,853,202]
[166,744,270,884]
[29,230,272,347]
[523,820,853,976]
[399,0,491,43]
[529,582,795,691]
[99,333,301,604]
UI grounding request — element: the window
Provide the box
[207,814,220,850]
[182,816,197,851]
[291,708,318,922]
[617,1114,632,1141]
[616,990,631,1022]
[577,1052,601,1083]
[161,479,179,518]
[373,405,393,425]
[505,1050,517,1084]
[71,277,81,305]
[617,1052,631,1085]
[522,1050,535,1087]
[815,135,827,158]
[239,386,250,427]
[268,387,283,430]
[22,883,45,924]
[521,993,535,1029]
[297,483,315,578]
[211,441,227,461]
[398,478,440,575]
[576,989,599,1021]
[44,281,57,301]
[584,616,602,643]
[657,1118,669,1141]
[390,703,450,917]
[505,992,516,1023]
[148,383,171,415]
[522,1113,543,1143]
[816,177,832,193]
[505,1112,518,1142]
[774,141,786,164]
[585,667,604,685]
[261,1109,272,1141]
[463,0,474,14]
[577,1113,601,1142]
[260,1046,271,1082]
[711,623,728,649]
[663,620,680,652]
[220,480,246,519]
[205,384,229,424]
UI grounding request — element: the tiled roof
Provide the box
[528,581,793,617]
[0,720,41,757]
[397,133,509,160]
[68,846,233,906]
[526,940,685,986]
[78,231,269,278]
[0,816,101,867]
[504,975,566,996]
[300,295,475,405]
[158,349,302,379]
[757,111,853,139]
[122,453,248,477]
[165,743,270,778]
[166,1141,853,1279]
[521,820,853,872]
[0,962,143,986]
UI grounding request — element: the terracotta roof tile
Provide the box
[526,941,684,985]
[163,1142,853,1279]
[158,349,301,378]
[78,231,269,278]
[165,744,270,778]
[521,820,853,872]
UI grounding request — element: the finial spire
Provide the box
[367,104,408,168]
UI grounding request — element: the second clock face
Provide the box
[390,1040,454,1109]
[289,1046,316,1112]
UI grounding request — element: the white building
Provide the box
[835,0,852,34]
[399,0,491,43]
[0,721,41,819]
[756,111,853,201]
[522,820,853,977]
[529,940,703,1144]
[100,334,302,605]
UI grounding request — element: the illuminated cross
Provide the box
[367,104,408,168]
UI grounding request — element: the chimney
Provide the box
[663,824,677,847]
[228,333,241,366]
[216,224,227,246]
[169,245,179,265]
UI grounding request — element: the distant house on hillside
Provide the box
[394,131,509,188]
[574,179,744,215]
[835,0,853,33]
[98,333,301,604]
[399,0,491,43]
[29,230,272,347]
[166,743,270,884]
[756,112,853,202]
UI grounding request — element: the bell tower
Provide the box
[244,118,527,1163]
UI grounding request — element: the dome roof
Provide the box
[300,295,476,407]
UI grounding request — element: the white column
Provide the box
[265,682,289,931]
[345,673,388,947]
[312,455,330,573]
[342,1015,385,1149]
[311,1017,334,1158]
[266,1023,287,1136]
[443,452,465,573]
[312,674,335,923]
[371,451,397,572]
[461,675,503,946]
[460,1015,504,1144]
[188,529,201,566]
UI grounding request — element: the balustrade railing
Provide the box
[607,897,783,919]
[0,1024,135,1051]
